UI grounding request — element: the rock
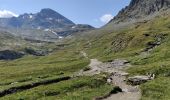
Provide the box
[150,74,155,80]
[127,75,151,85]
[0,50,24,60]
[11,82,19,85]
[107,78,112,83]
[110,59,130,68]
[24,48,48,56]
[120,72,129,76]
[111,0,170,23]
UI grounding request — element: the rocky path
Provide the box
[79,51,141,100]
[87,59,141,100]
[103,72,141,100]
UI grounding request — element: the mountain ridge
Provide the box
[110,0,170,24]
[0,8,75,29]
[0,8,94,41]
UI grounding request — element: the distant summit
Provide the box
[0,8,75,29]
[0,8,94,41]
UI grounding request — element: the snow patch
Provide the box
[51,30,58,35]
[72,26,76,29]
[55,19,63,22]
[44,29,50,31]
[29,15,33,19]
[59,36,63,39]
[37,27,41,30]
[46,18,53,20]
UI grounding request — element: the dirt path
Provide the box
[92,59,141,100]
[103,92,140,100]
[79,51,141,100]
[103,72,141,100]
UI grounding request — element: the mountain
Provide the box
[2,8,94,31]
[0,8,75,29]
[7,8,75,29]
[110,0,170,24]
[0,8,94,41]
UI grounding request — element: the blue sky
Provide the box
[0,0,131,27]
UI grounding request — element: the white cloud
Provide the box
[0,10,18,18]
[100,14,113,23]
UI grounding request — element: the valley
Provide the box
[0,0,170,100]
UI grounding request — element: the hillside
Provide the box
[75,0,170,99]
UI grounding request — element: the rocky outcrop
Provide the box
[0,50,24,60]
[110,0,170,23]
[24,48,48,56]
[127,75,155,85]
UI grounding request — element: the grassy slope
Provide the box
[0,47,89,88]
[76,13,170,100]
[0,40,114,99]
[0,31,28,50]
[1,76,113,100]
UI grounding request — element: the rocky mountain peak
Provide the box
[0,8,94,41]
[40,8,56,13]
[111,0,170,23]
[38,8,65,19]
[0,8,76,29]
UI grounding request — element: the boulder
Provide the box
[110,59,130,68]
[127,75,151,85]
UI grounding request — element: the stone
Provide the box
[127,75,151,85]
[107,78,112,83]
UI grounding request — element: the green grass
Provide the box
[1,76,113,100]
[141,77,170,100]
[0,48,90,90]
[0,42,114,99]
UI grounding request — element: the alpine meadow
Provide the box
[0,0,170,100]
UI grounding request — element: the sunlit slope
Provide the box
[77,11,170,100]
